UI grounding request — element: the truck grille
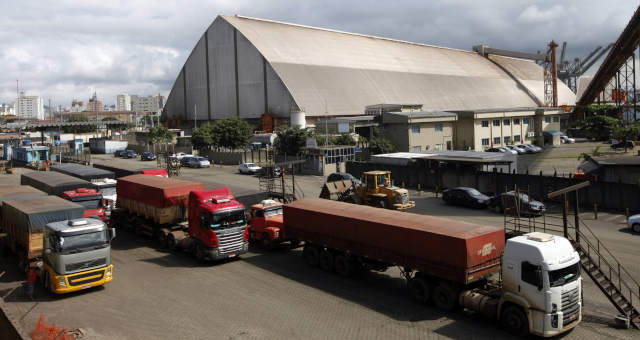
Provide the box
[65,258,107,273]
[216,226,246,254]
[561,287,580,326]
[68,269,105,287]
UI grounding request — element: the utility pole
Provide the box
[194,104,197,130]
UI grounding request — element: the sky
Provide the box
[0,0,637,107]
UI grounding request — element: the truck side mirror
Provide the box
[109,228,116,240]
[535,267,543,291]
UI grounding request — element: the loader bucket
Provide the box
[319,180,355,200]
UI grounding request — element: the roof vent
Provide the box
[68,219,88,226]
[526,232,554,242]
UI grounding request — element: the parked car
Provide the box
[116,150,128,157]
[627,214,640,233]
[124,150,137,158]
[504,145,527,155]
[611,140,634,149]
[488,191,546,216]
[442,187,490,208]
[180,156,194,167]
[485,147,504,153]
[260,165,282,177]
[171,152,193,160]
[560,136,575,144]
[141,152,156,161]
[327,172,361,186]
[184,156,211,168]
[497,147,518,155]
[238,162,261,174]
[523,143,543,153]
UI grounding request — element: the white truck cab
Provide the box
[91,178,117,212]
[502,232,581,337]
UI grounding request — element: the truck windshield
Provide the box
[264,207,283,217]
[210,210,246,229]
[59,231,108,252]
[99,187,116,197]
[549,262,581,287]
[77,199,102,210]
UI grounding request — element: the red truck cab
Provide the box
[249,200,297,249]
[188,187,249,260]
[61,188,106,221]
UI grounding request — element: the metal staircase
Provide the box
[503,185,639,328]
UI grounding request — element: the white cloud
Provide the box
[0,0,636,107]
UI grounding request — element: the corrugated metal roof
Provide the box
[222,15,575,117]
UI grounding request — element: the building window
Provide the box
[435,123,443,132]
[504,136,511,144]
[514,135,521,142]
[545,117,551,123]
[523,118,529,124]
[481,120,489,127]
[493,120,500,126]
[503,119,510,126]
[412,124,420,133]
[482,138,490,146]
[513,118,520,125]
[435,144,443,150]
[411,146,421,152]
[553,116,559,122]
[493,137,501,145]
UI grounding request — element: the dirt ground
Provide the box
[0,156,638,339]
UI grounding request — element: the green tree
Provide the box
[331,134,356,146]
[274,125,313,155]
[365,127,396,155]
[580,115,623,141]
[191,123,217,150]
[63,115,95,133]
[210,118,253,149]
[147,126,174,146]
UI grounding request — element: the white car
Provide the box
[560,136,575,144]
[628,214,640,233]
[238,163,261,174]
[171,152,194,160]
[185,157,211,168]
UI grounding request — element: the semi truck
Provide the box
[248,199,298,250]
[283,198,582,337]
[21,172,106,221]
[50,163,117,206]
[2,195,115,293]
[111,174,249,261]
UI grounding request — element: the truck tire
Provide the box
[156,229,168,248]
[193,243,206,262]
[167,233,178,250]
[633,223,640,233]
[319,249,334,272]
[501,305,528,337]
[303,245,320,267]
[408,277,430,303]
[261,233,274,251]
[334,254,353,277]
[432,283,457,311]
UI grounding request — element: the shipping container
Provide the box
[89,139,128,154]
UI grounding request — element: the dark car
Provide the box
[116,150,128,157]
[327,172,361,186]
[181,156,194,167]
[141,152,156,161]
[442,187,490,208]
[260,165,282,177]
[488,191,546,216]
[611,140,634,149]
[124,150,137,158]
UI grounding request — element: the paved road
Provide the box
[0,158,638,339]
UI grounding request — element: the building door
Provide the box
[446,141,452,150]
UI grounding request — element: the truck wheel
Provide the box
[193,243,206,262]
[167,233,178,250]
[261,233,274,251]
[334,254,353,277]
[408,278,430,303]
[156,229,168,248]
[633,223,640,233]
[432,283,457,311]
[303,245,320,267]
[319,249,334,272]
[379,200,387,209]
[501,305,528,337]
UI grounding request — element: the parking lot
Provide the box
[0,155,638,339]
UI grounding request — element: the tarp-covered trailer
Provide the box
[0,185,47,232]
[2,196,84,270]
[284,198,505,285]
[21,172,95,196]
[51,163,115,181]
[116,174,204,224]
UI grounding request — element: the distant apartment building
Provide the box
[86,92,103,112]
[116,94,132,111]
[0,103,14,115]
[14,92,44,120]
[71,99,84,112]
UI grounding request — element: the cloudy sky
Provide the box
[0,0,637,107]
